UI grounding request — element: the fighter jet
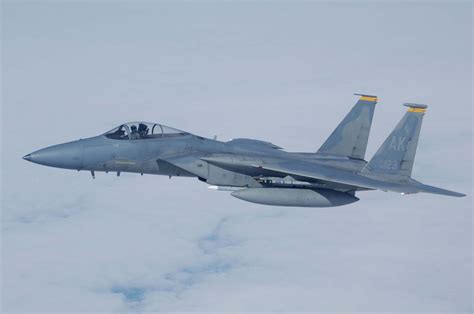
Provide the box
[23,94,465,207]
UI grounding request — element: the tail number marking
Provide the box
[377,159,400,171]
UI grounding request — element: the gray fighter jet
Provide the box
[23,94,465,207]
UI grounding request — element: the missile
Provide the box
[208,185,243,192]
[231,188,359,207]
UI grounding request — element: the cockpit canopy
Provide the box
[104,122,188,140]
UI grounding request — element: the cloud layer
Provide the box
[2,2,472,312]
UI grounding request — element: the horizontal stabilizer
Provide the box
[410,181,466,197]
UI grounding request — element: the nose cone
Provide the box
[23,154,32,161]
[23,140,83,170]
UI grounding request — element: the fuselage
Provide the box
[23,121,369,207]
[24,131,366,180]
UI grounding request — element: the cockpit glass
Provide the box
[104,122,188,140]
[104,125,130,140]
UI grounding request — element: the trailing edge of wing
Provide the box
[258,161,465,197]
[258,161,413,193]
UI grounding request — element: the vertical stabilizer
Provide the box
[362,103,427,178]
[317,94,377,159]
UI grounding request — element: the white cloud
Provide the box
[2,2,472,312]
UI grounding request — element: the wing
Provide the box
[157,152,209,179]
[159,153,263,187]
[159,153,465,198]
[259,161,465,197]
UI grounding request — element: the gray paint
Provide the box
[317,95,376,159]
[231,188,359,207]
[3,2,471,311]
[23,99,465,207]
[363,103,426,178]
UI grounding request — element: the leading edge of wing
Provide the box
[259,161,465,197]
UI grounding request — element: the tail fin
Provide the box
[317,94,377,159]
[362,103,427,178]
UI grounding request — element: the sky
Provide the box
[1,1,472,312]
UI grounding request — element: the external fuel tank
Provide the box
[231,188,359,207]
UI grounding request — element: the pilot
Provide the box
[138,123,149,138]
[130,125,140,140]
